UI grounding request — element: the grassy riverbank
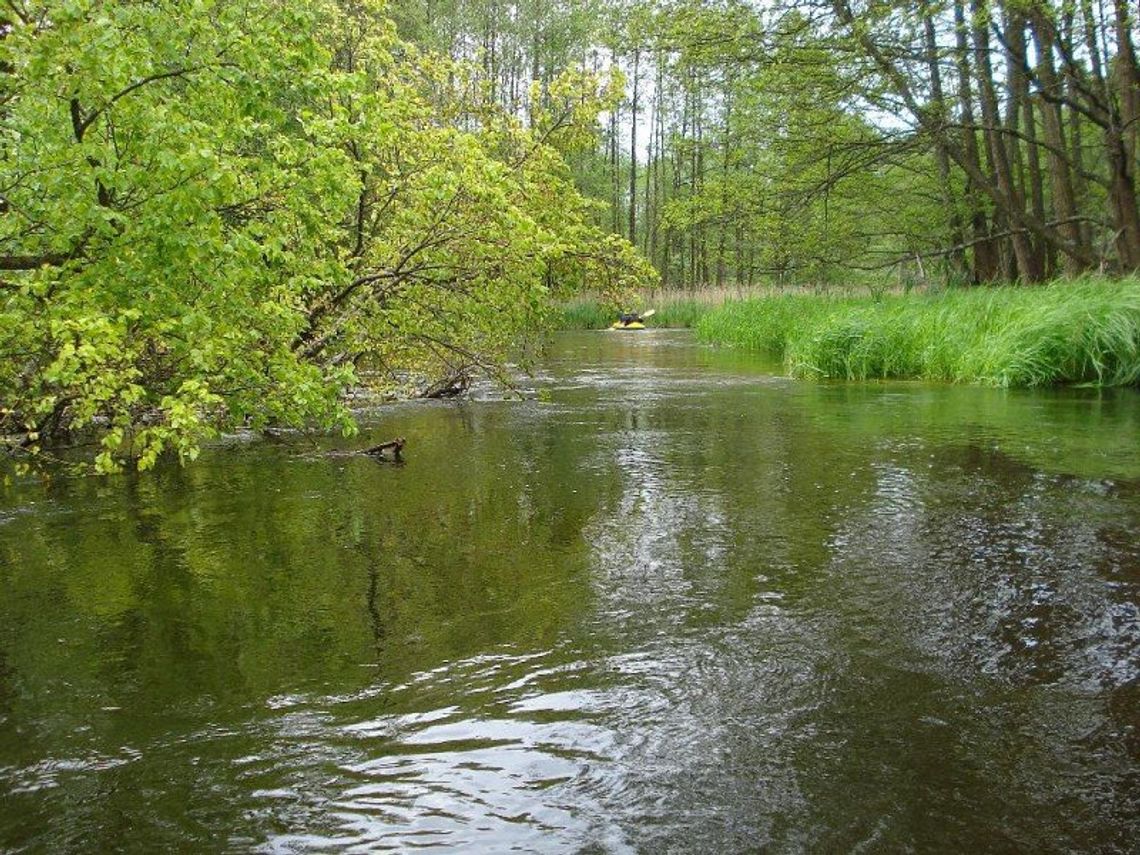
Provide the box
[553,283,909,330]
[695,278,1140,386]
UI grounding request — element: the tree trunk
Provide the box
[716,77,733,289]
[609,48,620,235]
[1113,0,1139,169]
[1029,9,1086,275]
[953,0,999,282]
[1062,7,1093,251]
[1111,0,1140,268]
[629,47,639,244]
[923,4,967,277]
[1006,10,1048,272]
[972,0,1042,281]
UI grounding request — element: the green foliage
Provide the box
[0,0,653,472]
[697,278,1140,387]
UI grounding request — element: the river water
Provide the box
[1,331,1138,852]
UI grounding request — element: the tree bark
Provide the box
[953,0,999,281]
[972,0,1042,281]
[923,4,967,277]
[1029,8,1086,274]
[1006,10,1048,273]
[629,47,639,244]
[1110,0,1140,268]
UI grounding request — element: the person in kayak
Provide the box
[614,309,654,328]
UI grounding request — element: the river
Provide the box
[1,330,1138,852]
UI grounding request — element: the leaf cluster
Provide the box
[0,0,653,472]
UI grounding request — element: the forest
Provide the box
[3,0,1140,470]
[392,0,1140,286]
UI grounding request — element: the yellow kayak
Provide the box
[610,321,646,330]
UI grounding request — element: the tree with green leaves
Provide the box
[0,0,653,473]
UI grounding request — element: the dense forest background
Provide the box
[3,0,1139,469]
[391,0,1140,286]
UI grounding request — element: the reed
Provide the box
[553,286,773,329]
[695,277,1140,387]
[555,299,616,330]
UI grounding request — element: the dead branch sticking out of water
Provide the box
[361,437,405,461]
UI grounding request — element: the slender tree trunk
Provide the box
[972,0,1042,281]
[609,49,620,235]
[716,78,733,289]
[1062,8,1092,251]
[1106,130,1140,269]
[677,77,689,286]
[688,72,698,287]
[649,56,664,271]
[1007,11,1050,274]
[953,0,998,281]
[1030,9,1086,275]
[647,78,656,256]
[629,47,639,244]
[527,3,541,121]
[922,4,966,277]
[695,76,709,286]
[735,224,744,290]
[1110,0,1140,268]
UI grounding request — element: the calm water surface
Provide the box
[1,331,1139,852]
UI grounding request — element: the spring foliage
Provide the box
[0,0,654,472]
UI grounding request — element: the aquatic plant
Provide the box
[696,278,1140,387]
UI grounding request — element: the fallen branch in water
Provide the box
[420,369,471,399]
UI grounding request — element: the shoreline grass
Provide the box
[554,296,712,330]
[554,286,775,330]
[693,277,1140,387]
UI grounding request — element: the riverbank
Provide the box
[695,277,1140,387]
[554,283,915,331]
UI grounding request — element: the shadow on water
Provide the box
[1,330,1138,851]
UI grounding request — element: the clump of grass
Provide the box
[651,298,709,328]
[555,299,615,330]
[696,277,1140,387]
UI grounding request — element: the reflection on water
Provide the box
[1,331,1139,851]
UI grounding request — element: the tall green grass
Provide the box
[696,277,1140,387]
[556,300,616,330]
[650,298,709,328]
